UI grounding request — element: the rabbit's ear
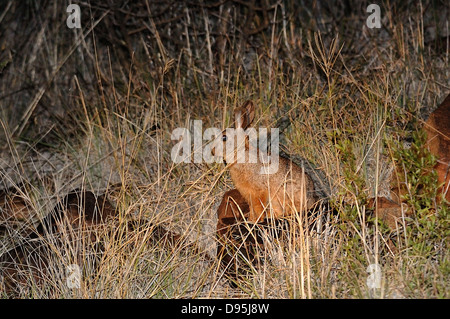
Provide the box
[235,100,255,129]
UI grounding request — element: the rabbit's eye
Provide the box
[222,135,227,142]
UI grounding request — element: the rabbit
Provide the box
[211,100,318,223]
[370,93,450,229]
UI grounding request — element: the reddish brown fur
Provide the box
[372,94,450,228]
[216,189,272,284]
[0,189,199,296]
[0,187,37,239]
[423,94,450,202]
[367,197,409,229]
[212,100,317,223]
[217,189,249,234]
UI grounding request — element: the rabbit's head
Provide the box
[211,100,256,164]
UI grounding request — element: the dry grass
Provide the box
[0,1,449,298]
